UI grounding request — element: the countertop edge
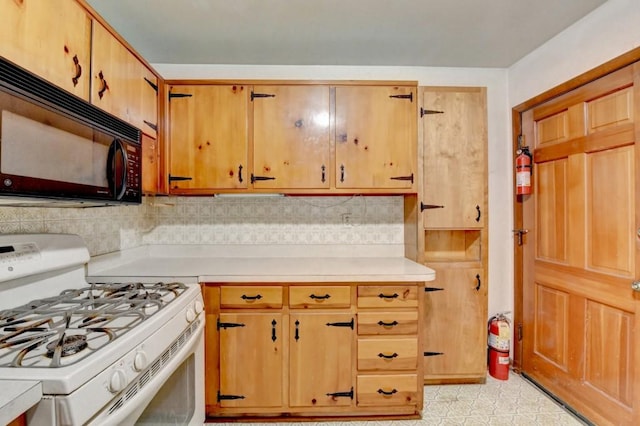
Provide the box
[0,380,42,425]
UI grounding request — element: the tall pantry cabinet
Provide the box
[418,87,488,383]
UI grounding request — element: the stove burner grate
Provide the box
[46,334,88,358]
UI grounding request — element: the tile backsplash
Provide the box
[0,196,404,256]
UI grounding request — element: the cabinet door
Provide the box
[335,86,416,190]
[91,21,158,137]
[421,87,487,228]
[218,313,283,408]
[141,134,159,194]
[252,85,330,189]
[423,267,487,379]
[0,0,91,99]
[168,85,249,191]
[289,312,354,407]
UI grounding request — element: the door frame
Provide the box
[511,46,640,371]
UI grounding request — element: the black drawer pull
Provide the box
[241,294,263,301]
[309,294,331,300]
[377,352,398,359]
[377,388,398,396]
[377,320,399,327]
[378,293,399,299]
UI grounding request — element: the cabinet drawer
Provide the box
[220,286,283,308]
[357,285,418,308]
[356,374,418,406]
[289,286,351,308]
[357,311,418,335]
[357,338,418,370]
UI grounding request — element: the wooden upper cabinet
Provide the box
[252,85,331,189]
[421,87,487,228]
[335,86,417,191]
[0,0,91,99]
[168,85,249,191]
[91,20,158,138]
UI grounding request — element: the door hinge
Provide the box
[389,93,413,102]
[517,323,523,341]
[420,203,444,212]
[424,351,444,357]
[424,287,444,292]
[144,77,158,92]
[390,173,414,184]
[420,108,444,117]
[168,91,193,100]
[251,174,276,184]
[143,120,157,132]
[168,174,193,183]
[217,391,245,402]
[326,387,354,399]
[326,318,354,329]
[217,319,246,330]
[251,91,276,101]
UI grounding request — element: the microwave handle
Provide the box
[107,139,128,200]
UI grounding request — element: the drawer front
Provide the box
[357,285,418,308]
[289,286,351,308]
[357,338,418,370]
[356,374,418,406]
[357,311,418,335]
[220,286,283,308]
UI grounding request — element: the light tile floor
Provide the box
[207,373,586,425]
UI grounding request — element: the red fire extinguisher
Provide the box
[488,312,511,380]
[515,146,532,195]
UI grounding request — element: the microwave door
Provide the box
[0,109,113,199]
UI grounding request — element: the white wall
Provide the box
[155,63,513,318]
[509,0,640,107]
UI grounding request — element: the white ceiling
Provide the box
[86,0,608,68]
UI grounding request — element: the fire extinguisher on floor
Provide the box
[516,139,533,195]
[488,312,511,380]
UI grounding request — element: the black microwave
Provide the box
[0,56,142,206]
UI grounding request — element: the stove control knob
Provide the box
[186,306,196,323]
[194,300,204,315]
[133,351,148,372]
[108,369,127,393]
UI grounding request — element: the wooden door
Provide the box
[289,312,354,407]
[423,267,486,380]
[421,87,487,228]
[168,85,248,191]
[335,86,416,190]
[252,85,330,189]
[521,63,640,425]
[218,313,283,408]
[0,0,91,99]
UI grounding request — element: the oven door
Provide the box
[90,321,205,426]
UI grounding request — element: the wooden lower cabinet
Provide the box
[203,282,423,419]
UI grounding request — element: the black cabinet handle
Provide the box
[378,293,399,299]
[97,70,108,99]
[377,388,398,396]
[309,294,331,300]
[271,319,277,342]
[241,294,262,301]
[340,165,345,182]
[377,320,399,327]
[377,352,398,359]
[72,55,82,87]
[238,165,243,183]
[321,165,326,183]
[294,320,300,341]
[475,274,481,291]
[476,205,481,222]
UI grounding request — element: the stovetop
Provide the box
[0,281,187,368]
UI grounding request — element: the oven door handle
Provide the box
[106,139,128,201]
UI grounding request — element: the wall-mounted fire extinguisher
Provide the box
[516,141,533,196]
[488,312,511,380]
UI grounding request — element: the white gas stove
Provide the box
[0,234,205,425]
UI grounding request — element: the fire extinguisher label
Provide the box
[498,356,510,365]
[516,171,530,186]
[488,334,510,351]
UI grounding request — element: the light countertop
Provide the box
[0,381,42,425]
[87,244,435,283]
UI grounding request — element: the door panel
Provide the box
[533,284,569,369]
[536,159,568,263]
